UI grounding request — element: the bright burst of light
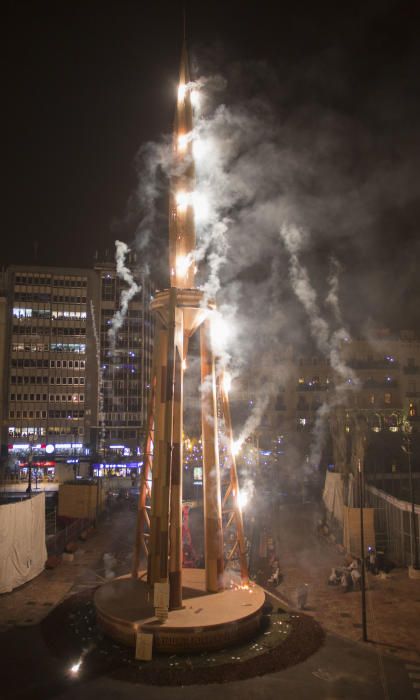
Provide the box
[70,660,82,675]
[176,255,191,278]
[175,190,189,212]
[182,359,187,371]
[178,133,188,152]
[178,83,186,101]
[232,440,241,456]
[223,372,232,394]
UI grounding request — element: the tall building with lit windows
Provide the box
[1,266,94,477]
[90,259,153,471]
[1,263,153,480]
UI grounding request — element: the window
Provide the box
[384,393,391,405]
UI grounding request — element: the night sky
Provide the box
[5,1,420,330]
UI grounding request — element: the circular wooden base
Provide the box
[94,569,265,653]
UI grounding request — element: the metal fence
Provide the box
[365,484,420,567]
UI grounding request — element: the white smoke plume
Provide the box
[131,55,401,473]
[326,257,344,325]
[280,223,358,467]
[108,240,141,355]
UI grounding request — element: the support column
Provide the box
[200,318,224,592]
[148,321,168,584]
[149,289,177,590]
[132,371,156,579]
[169,308,184,608]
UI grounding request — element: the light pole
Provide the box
[402,422,419,571]
[358,458,368,642]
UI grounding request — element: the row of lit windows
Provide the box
[13,308,87,319]
[11,344,86,355]
[10,393,84,403]
[12,327,86,336]
[8,426,84,437]
[12,341,87,353]
[14,275,87,287]
[9,409,84,420]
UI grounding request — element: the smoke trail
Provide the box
[280,223,358,467]
[90,300,105,452]
[234,388,271,454]
[108,241,141,355]
[326,257,344,325]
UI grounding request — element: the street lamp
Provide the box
[402,421,419,571]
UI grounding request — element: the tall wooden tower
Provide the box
[131,42,248,614]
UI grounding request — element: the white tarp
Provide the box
[0,492,47,593]
[323,472,344,523]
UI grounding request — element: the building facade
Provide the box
[230,330,420,486]
[0,263,153,481]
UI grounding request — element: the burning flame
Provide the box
[178,83,186,102]
[182,359,187,370]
